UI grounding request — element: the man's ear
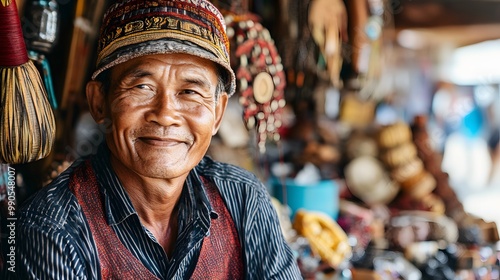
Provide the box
[86,81,107,124]
[212,92,229,135]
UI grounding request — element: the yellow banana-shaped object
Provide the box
[293,210,351,268]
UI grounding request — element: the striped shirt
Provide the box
[14,145,302,279]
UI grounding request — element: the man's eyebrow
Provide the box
[182,76,211,89]
[121,68,153,80]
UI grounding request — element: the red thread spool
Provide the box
[0,1,29,67]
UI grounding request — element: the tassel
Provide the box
[0,0,56,164]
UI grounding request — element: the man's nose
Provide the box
[144,92,182,126]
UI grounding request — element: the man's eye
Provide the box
[181,89,198,95]
[135,84,153,90]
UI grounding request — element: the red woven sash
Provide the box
[69,160,244,279]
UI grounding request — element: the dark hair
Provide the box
[94,69,111,95]
[215,64,229,103]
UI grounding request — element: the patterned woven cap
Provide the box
[92,0,235,96]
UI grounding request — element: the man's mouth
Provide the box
[137,136,185,147]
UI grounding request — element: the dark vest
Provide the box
[69,160,244,279]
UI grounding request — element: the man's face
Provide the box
[89,53,228,180]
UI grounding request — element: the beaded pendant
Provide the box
[225,13,286,153]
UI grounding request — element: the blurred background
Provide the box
[2,0,500,278]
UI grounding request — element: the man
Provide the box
[15,0,302,279]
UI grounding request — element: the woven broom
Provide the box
[0,0,55,164]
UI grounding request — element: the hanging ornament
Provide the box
[23,0,60,110]
[0,0,56,164]
[225,13,287,153]
[308,0,347,88]
[345,0,386,98]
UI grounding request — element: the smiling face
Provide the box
[87,53,228,180]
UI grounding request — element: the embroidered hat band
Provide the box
[92,0,236,96]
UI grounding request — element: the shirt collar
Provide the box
[90,143,216,229]
[182,166,217,231]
